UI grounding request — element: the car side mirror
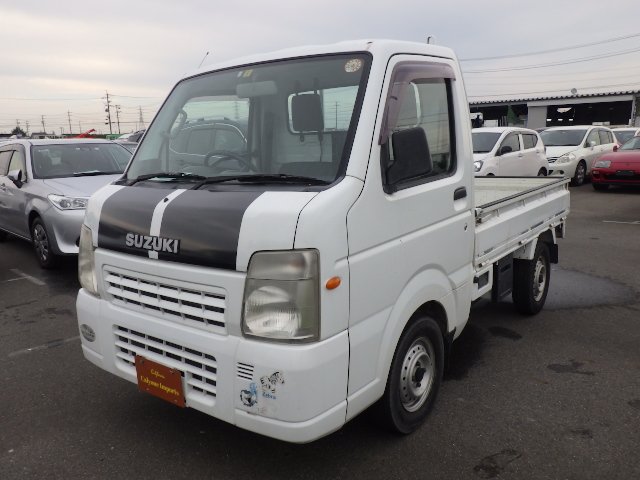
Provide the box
[7,169,23,188]
[386,127,432,189]
[613,144,619,152]
[498,145,513,156]
[589,140,597,148]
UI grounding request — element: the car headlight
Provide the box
[48,194,88,210]
[242,250,320,343]
[474,160,483,172]
[557,153,576,164]
[78,224,98,296]
[594,160,611,168]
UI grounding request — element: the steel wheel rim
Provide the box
[533,256,547,302]
[399,337,435,412]
[33,224,49,262]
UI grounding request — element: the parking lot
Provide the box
[1,184,639,479]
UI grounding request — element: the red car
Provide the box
[591,136,640,191]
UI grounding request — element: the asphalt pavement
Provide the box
[1,184,639,479]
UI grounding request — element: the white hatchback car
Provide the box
[472,127,548,177]
[540,126,617,186]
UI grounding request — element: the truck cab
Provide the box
[77,40,568,442]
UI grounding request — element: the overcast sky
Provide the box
[1,0,640,135]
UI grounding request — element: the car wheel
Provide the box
[537,168,547,176]
[0,230,7,242]
[378,315,444,434]
[31,217,58,269]
[512,241,550,315]
[570,161,586,186]
[593,183,609,191]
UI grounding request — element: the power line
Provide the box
[460,32,640,61]
[463,47,640,73]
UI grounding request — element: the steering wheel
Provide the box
[204,150,253,171]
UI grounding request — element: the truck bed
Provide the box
[473,176,570,269]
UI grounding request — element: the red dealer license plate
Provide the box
[135,356,186,408]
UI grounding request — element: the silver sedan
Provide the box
[0,139,131,268]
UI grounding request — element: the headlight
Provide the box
[48,194,88,210]
[557,153,576,164]
[474,160,483,172]
[242,250,319,343]
[78,224,98,296]
[594,160,611,168]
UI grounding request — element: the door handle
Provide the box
[454,187,467,201]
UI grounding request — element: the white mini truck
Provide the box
[77,40,570,443]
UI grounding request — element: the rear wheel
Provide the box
[593,183,609,191]
[31,217,58,269]
[571,161,586,186]
[512,242,550,315]
[537,168,547,176]
[379,316,444,434]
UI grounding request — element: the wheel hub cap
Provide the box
[34,225,48,261]
[400,338,435,412]
[533,257,547,302]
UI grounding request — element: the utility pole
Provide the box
[114,105,122,134]
[104,91,113,134]
[67,111,72,135]
[25,120,30,135]
[59,127,64,137]
[138,106,145,130]
[41,115,46,135]
[78,121,82,133]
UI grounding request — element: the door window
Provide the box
[586,130,600,146]
[500,133,520,153]
[598,130,612,145]
[8,149,26,180]
[522,134,538,149]
[0,150,12,175]
[380,62,456,192]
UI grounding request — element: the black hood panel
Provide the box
[97,186,263,269]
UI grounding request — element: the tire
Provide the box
[0,230,7,242]
[512,241,550,315]
[379,316,444,434]
[31,217,58,269]
[537,168,547,176]
[593,183,609,191]
[570,161,586,186]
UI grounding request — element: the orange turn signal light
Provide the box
[325,276,341,290]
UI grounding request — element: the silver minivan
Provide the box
[0,139,130,267]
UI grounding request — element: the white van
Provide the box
[540,126,617,186]
[472,127,548,177]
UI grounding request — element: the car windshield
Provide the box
[620,136,640,150]
[472,132,501,153]
[31,143,130,179]
[614,130,636,145]
[126,53,371,185]
[540,129,587,147]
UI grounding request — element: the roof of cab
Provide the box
[186,39,457,80]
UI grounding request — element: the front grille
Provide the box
[115,326,217,397]
[104,268,226,334]
[603,172,640,181]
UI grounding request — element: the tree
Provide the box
[11,126,26,137]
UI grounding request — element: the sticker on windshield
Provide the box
[344,59,363,73]
[237,69,254,78]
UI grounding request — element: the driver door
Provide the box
[0,146,29,237]
[497,132,522,176]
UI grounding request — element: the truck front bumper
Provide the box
[77,288,348,443]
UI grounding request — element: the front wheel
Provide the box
[0,230,7,242]
[537,168,547,176]
[512,241,550,315]
[31,217,58,269]
[571,161,586,186]
[379,316,444,434]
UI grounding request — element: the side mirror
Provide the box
[589,140,597,148]
[613,144,619,152]
[386,127,432,188]
[7,169,23,188]
[498,145,513,156]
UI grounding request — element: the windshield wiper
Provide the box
[192,173,331,190]
[73,170,122,177]
[126,172,207,186]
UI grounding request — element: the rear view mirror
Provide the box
[589,140,597,148]
[236,81,277,98]
[386,127,432,188]
[7,169,23,188]
[498,145,513,156]
[613,144,619,152]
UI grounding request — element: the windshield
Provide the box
[614,130,636,145]
[620,136,640,150]
[31,143,130,179]
[540,129,587,147]
[127,53,371,185]
[472,132,501,153]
